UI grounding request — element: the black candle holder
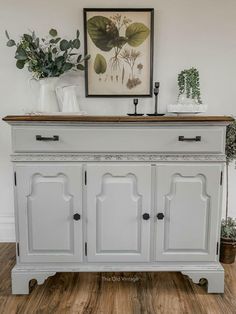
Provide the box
[127,99,144,116]
[147,82,165,116]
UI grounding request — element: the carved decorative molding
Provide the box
[11,153,226,162]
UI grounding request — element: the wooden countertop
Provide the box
[2,115,234,123]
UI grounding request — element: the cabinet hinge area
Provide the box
[14,172,17,186]
[84,171,87,186]
[17,243,20,256]
[85,242,87,256]
[216,242,219,255]
[220,171,223,186]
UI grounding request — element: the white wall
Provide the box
[0,0,236,241]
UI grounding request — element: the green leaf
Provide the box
[54,37,61,44]
[35,38,39,48]
[68,40,74,49]
[49,29,58,37]
[62,62,73,72]
[60,39,69,51]
[76,29,80,38]
[77,54,82,63]
[87,16,119,51]
[15,47,27,60]
[7,39,16,47]
[55,55,64,68]
[32,31,36,40]
[52,47,57,54]
[77,64,85,71]
[73,39,80,49]
[126,23,150,47]
[16,60,25,69]
[94,54,107,74]
[5,30,10,40]
[83,54,91,61]
[112,36,127,49]
[23,34,33,42]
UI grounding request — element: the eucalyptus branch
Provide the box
[5,28,90,79]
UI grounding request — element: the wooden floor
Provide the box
[1,244,236,314]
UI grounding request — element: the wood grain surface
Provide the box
[0,244,236,314]
[2,115,234,123]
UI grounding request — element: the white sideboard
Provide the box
[3,115,233,294]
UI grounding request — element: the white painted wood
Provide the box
[12,262,223,273]
[12,125,225,153]
[155,164,222,262]
[182,269,224,293]
[86,164,152,262]
[11,267,56,294]
[15,163,83,263]
[7,121,227,294]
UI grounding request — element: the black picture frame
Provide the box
[84,8,154,97]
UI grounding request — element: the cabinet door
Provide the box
[155,164,222,262]
[15,164,83,263]
[86,164,152,262]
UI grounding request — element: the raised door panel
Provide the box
[86,164,152,262]
[155,164,222,262]
[16,163,83,263]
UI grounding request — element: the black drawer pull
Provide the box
[36,135,59,141]
[178,136,201,142]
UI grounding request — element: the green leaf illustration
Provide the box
[111,36,127,49]
[94,54,107,74]
[126,23,150,47]
[87,16,119,51]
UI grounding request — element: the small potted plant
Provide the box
[220,218,236,263]
[5,28,90,112]
[220,119,236,264]
[177,67,202,105]
[168,67,207,114]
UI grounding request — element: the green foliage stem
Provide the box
[5,28,90,79]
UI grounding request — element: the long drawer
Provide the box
[12,126,225,153]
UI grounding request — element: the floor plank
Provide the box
[0,244,236,314]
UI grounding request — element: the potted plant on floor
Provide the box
[5,29,90,113]
[220,118,236,264]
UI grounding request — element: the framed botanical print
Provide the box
[84,8,154,97]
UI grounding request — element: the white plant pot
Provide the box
[168,104,207,114]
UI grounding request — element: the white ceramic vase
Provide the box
[38,77,59,113]
[56,85,80,113]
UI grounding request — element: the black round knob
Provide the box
[157,213,165,220]
[73,213,81,221]
[142,213,150,220]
